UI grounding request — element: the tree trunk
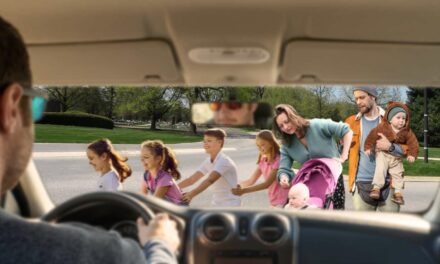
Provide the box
[150,118,157,130]
[190,122,197,134]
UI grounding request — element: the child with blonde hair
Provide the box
[231,130,289,208]
[140,140,185,205]
[87,138,132,191]
[284,183,313,209]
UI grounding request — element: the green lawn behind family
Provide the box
[35,124,202,144]
[36,124,440,176]
[289,144,440,177]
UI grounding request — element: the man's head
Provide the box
[0,16,34,194]
[203,128,226,155]
[210,102,257,126]
[353,87,378,114]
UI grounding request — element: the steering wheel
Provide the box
[42,192,155,241]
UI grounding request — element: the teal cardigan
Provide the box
[277,118,351,182]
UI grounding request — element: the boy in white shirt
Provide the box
[179,128,241,206]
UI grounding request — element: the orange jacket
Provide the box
[345,106,409,192]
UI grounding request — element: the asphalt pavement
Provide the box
[33,140,440,213]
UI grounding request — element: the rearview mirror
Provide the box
[191,102,273,129]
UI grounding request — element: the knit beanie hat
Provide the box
[387,106,406,122]
[353,86,378,97]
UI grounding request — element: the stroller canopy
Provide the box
[291,158,342,208]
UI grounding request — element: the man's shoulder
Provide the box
[345,115,363,134]
[0,211,140,263]
[344,114,358,124]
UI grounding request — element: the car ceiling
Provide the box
[2,0,440,86]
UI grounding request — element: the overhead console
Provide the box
[281,40,440,86]
[187,211,298,264]
[28,40,182,86]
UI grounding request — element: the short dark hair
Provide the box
[0,16,32,90]
[0,16,32,122]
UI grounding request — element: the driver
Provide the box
[0,16,179,264]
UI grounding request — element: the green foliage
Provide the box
[260,86,355,121]
[114,87,185,129]
[330,101,357,122]
[262,86,316,116]
[44,86,117,118]
[45,86,87,112]
[42,86,409,133]
[37,112,114,129]
[407,87,440,147]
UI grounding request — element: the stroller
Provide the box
[290,158,343,209]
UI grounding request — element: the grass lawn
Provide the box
[401,159,440,176]
[35,124,202,144]
[424,147,440,158]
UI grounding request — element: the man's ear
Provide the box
[0,83,24,133]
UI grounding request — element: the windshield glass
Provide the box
[33,85,440,213]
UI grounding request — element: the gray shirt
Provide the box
[0,210,177,264]
[356,116,380,182]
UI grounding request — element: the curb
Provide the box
[342,175,440,182]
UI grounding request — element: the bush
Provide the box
[37,112,114,129]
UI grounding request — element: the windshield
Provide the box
[33,85,440,213]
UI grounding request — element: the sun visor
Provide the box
[281,40,440,86]
[29,40,181,86]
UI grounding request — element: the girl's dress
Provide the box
[258,155,289,207]
[143,170,186,205]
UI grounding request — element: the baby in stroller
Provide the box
[284,158,342,210]
[284,183,316,209]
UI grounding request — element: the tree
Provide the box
[407,87,440,147]
[183,87,225,134]
[44,87,87,112]
[115,87,184,130]
[75,88,107,115]
[341,86,404,107]
[101,87,117,118]
[262,86,318,118]
[311,86,332,118]
[254,86,265,99]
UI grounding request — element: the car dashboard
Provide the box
[182,208,439,264]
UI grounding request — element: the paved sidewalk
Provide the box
[342,175,440,182]
[418,157,440,161]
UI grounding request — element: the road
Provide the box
[33,140,440,213]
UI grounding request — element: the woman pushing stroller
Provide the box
[273,104,353,209]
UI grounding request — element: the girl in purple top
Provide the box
[231,130,289,208]
[140,140,185,205]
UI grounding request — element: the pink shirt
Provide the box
[258,155,289,206]
[143,170,185,205]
